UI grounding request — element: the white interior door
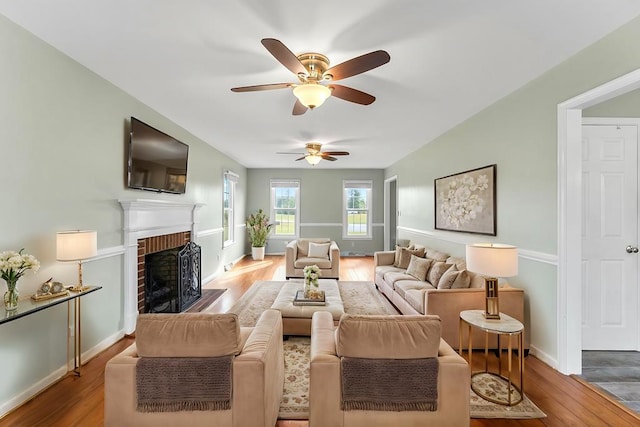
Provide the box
[582,122,639,350]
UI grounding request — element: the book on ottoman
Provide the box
[293,290,326,306]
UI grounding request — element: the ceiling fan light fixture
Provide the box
[293,83,331,109]
[305,154,322,165]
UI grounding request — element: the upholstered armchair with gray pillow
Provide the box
[104,310,284,427]
[286,238,340,279]
[309,312,470,427]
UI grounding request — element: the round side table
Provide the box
[459,309,524,406]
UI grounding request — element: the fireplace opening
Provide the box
[144,241,201,313]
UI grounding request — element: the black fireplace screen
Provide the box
[145,241,202,313]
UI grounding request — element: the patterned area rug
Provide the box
[227,280,546,420]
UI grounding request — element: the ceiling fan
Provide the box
[231,38,390,115]
[279,143,350,165]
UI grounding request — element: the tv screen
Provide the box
[127,117,189,194]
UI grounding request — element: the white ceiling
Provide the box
[2,1,640,169]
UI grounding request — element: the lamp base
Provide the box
[482,312,501,320]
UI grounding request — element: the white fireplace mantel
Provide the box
[119,199,204,333]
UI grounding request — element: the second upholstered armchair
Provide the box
[285,238,340,279]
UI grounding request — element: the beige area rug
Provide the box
[227,280,546,420]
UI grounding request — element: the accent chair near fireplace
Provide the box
[104,310,284,427]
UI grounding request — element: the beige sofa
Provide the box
[374,243,528,351]
[310,311,470,427]
[286,238,340,279]
[104,310,284,427]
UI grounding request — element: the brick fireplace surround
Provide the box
[120,199,203,333]
[136,231,191,313]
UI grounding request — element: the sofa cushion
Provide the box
[136,313,241,357]
[375,265,404,280]
[294,256,332,269]
[397,247,426,269]
[406,255,434,281]
[383,271,415,287]
[308,242,330,258]
[438,269,472,289]
[335,314,441,359]
[394,280,433,299]
[404,289,427,314]
[427,262,454,286]
[426,248,449,262]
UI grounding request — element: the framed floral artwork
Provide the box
[434,164,496,235]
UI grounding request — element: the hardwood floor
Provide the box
[2,255,638,426]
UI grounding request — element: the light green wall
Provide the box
[584,87,640,117]
[385,14,640,363]
[0,14,246,413]
[247,169,385,255]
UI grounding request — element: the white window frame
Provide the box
[270,179,300,239]
[223,171,238,247]
[343,180,373,239]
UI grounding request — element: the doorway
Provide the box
[384,176,398,250]
[558,67,640,374]
[581,119,639,351]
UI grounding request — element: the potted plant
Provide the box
[246,209,272,261]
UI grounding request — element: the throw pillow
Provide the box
[308,242,331,258]
[426,261,453,286]
[397,247,426,270]
[393,243,416,267]
[437,269,471,289]
[406,255,434,281]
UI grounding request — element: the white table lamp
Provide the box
[57,230,97,292]
[466,243,518,319]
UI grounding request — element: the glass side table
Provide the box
[459,309,524,406]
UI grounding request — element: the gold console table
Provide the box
[1,285,102,376]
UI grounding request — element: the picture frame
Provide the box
[434,164,496,235]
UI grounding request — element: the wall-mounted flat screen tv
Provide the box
[127,117,189,194]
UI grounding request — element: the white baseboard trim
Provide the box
[0,365,67,418]
[0,328,126,418]
[528,344,558,370]
[82,329,126,364]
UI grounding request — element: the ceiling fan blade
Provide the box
[231,83,291,92]
[295,156,307,161]
[261,38,308,76]
[321,155,338,161]
[324,50,390,81]
[321,151,350,156]
[292,99,308,115]
[329,84,376,105]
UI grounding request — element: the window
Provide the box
[343,180,372,239]
[223,171,238,246]
[271,180,300,238]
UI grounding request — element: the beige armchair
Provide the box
[104,310,284,427]
[309,312,470,427]
[286,238,340,279]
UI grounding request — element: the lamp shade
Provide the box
[305,154,322,165]
[56,230,98,261]
[465,243,518,278]
[293,83,331,109]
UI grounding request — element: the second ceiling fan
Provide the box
[231,38,390,115]
[280,143,349,165]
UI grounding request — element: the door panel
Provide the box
[582,124,638,350]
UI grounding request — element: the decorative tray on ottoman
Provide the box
[293,290,326,306]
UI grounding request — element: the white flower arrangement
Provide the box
[438,173,489,229]
[1,249,40,284]
[303,264,321,287]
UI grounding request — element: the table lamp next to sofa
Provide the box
[465,243,518,319]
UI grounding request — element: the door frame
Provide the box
[558,67,640,374]
[384,175,398,251]
[581,117,640,351]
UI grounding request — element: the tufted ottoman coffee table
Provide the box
[270,279,345,336]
